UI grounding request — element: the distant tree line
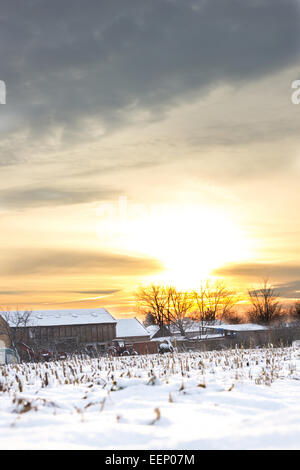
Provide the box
[136,280,300,333]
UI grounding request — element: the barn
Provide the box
[5,308,117,355]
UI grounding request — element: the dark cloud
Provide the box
[0,0,299,163]
[71,289,120,295]
[214,262,300,281]
[0,185,121,209]
[246,280,300,299]
[0,289,120,296]
[0,291,23,296]
[0,248,163,277]
[273,280,300,299]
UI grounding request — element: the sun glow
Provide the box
[96,202,253,290]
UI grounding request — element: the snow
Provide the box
[4,308,117,327]
[116,318,150,339]
[169,321,268,334]
[210,323,269,332]
[1,346,300,449]
[150,334,223,343]
[146,325,160,339]
[170,320,224,335]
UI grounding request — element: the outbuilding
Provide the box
[3,308,117,355]
[116,318,157,354]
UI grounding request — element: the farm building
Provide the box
[146,320,224,340]
[115,318,158,354]
[145,321,275,352]
[204,323,268,339]
[2,308,117,355]
[145,324,171,339]
[169,320,224,339]
[116,318,150,343]
[0,348,19,365]
[0,309,161,358]
[0,315,10,349]
[180,322,274,350]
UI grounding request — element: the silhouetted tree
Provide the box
[193,280,237,333]
[247,280,283,325]
[289,301,300,322]
[222,310,242,324]
[166,287,194,336]
[143,312,157,327]
[135,284,170,328]
[136,285,194,336]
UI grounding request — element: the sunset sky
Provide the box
[0,0,300,316]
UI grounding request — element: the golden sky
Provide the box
[0,1,300,316]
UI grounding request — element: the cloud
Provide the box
[71,289,120,295]
[0,0,299,161]
[0,289,120,296]
[0,248,163,277]
[0,291,23,296]
[214,262,300,281]
[0,185,121,209]
[273,280,300,299]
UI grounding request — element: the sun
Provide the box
[142,206,251,290]
[96,202,253,290]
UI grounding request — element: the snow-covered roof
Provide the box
[150,335,176,343]
[169,320,224,334]
[210,323,268,332]
[5,308,116,327]
[116,318,150,338]
[145,324,160,339]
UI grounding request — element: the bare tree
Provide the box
[0,308,33,351]
[221,310,242,324]
[247,280,283,325]
[143,312,157,327]
[289,301,300,323]
[193,280,237,334]
[136,282,238,338]
[165,287,194,336]
[135,284,194,337]
[135,284,170,329]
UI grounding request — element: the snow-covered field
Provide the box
[1,346,300,450]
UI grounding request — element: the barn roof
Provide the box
[5,308,116,327]
[145,324,161,338]
[116,318,150,338]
